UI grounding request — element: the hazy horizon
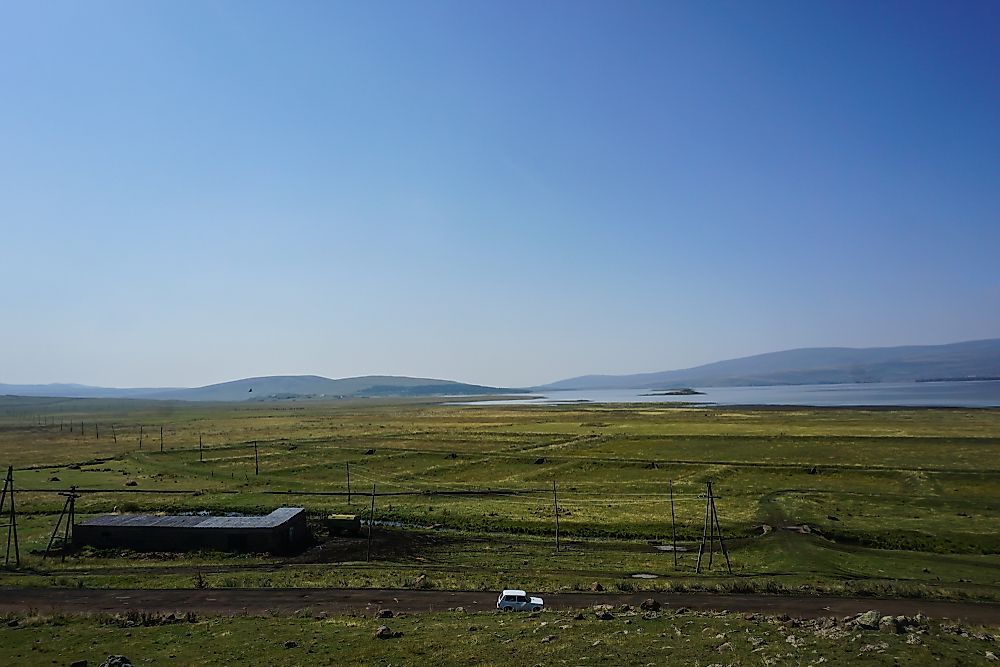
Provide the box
[2,2,998,388]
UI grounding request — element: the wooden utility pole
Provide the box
[346,463,351,504]
[669,479,678,568]
[366,484,376,562]
[111,424,117,445]
[696,481,712,574]
[552,480,560,552]
[44,486,79,562]
[254,441,259,475]
[95,423,99,440]
[199,435,204,462]
[1,466,20,566]
[139,425,143,450]
[695,480,732,574]
[160,426,164,453]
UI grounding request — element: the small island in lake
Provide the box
[640,388,705,396]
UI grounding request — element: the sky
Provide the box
[1,1,998,388]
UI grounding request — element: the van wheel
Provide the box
[531,607,541,612]
[502,606,512,611]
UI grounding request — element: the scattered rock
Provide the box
[986,651,997,661]
[573,612,585,620]
[284,640,297,648]
[619,604,633,613]
[454,606,465,613]
[595,610,614,621]
[99,657,134,667]
[534,458,546,464]
[374,625,393,639]
[468,625,479,632]
[541,635,555,643]
[6,618,18,627]
[375,609,393,619]
[827,515,840,521]
[855,610,881,630]
[879,616,901,634]
[589,582,604,592]
[674,606,689,614]
[364,449,375,455]
[49,476,60,482]
[743,613,756,621]
[124,480,137,487]
[717,642,732,652]
[640,598,661,612]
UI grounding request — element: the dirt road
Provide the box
[2,587,999,625]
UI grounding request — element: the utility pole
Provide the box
[254,441,259,475]
[670,479,678,569]
[346,462,351,504]
[552,480,560,552]
[199,434,204,462]
[366,484,376,562]
[1,466,20,566]
[160,426,164,453]
[139,425,143,450]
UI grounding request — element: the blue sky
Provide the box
[1,1,998,388]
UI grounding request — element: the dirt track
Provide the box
[2,587,1000,625]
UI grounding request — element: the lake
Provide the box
[471,380,1000,408]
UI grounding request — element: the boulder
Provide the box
[374,625,393,639]
[284,640,298,648]
[640,598,661,612]
[99,657,134,667]
[855,610,882,630]
[595,610,614,621]
[375,609,393,619]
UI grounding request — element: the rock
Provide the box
[827,515,839,521]
[619,604,633,613]
[375,609,393,619]
[589,582,603,592]
[640,598,661,612]
[879,616,901,634]
[454,607,464,613]
[717,642,732,652]
[468,625,479,632]
[541,635,555,643]
[808,466,818,474]
[674,606,689,614]
[374,625,393,639]
[6,618,18,627]
[534,458,546,464]
[364,449,375,455]
[986,651,997,661]
[99,657,134,667]
[595,610,614,621]
[69,661,87,667]
[49,476,60,482]
[124,480,137,487]
[284,640,297,648]
[855,610,882,630]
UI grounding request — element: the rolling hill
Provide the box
[541,339,1000,390]
[0,375,528,402]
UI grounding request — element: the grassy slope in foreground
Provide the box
[1,608,997,666]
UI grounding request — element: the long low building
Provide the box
[74,507,308,554]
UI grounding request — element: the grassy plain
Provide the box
[1,396,1000,601]
[2,608,997,666]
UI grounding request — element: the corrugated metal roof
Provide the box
[79,507,304,529]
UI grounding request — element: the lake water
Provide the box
[471,380,1000,408]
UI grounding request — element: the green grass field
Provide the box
[2,607,997,666]
[2,397,1000,602]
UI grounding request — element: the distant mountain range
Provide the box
[539,339,1000,390]
[0,375,528,402]
[4,339,999,402]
